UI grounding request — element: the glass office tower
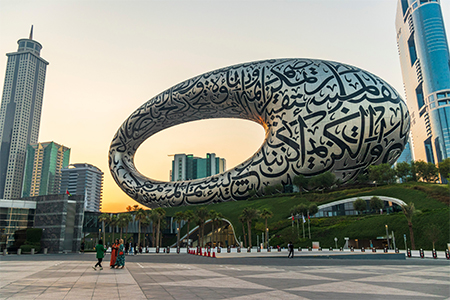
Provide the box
[0,27,49,199]
[22,142,71,197]
[395,0,450,165]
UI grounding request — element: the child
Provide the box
[93,239,107,270]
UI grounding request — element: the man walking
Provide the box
[288,242,294,258]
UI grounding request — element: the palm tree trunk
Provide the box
[247,220,252,247]
[212,222,215,247]
[187,222,190,247]
[120,228,123,239]
[265,218,268,248]
[408,222,416,250]
[138,220,141,247]
[241,222,247,248]
[156,220,160,248]
[102,221,106,245]
[177,221,180,248]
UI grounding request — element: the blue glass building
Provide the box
[396,0,450,166]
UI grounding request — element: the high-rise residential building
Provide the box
[0,27,49,199]
[22,141,70,197]
[396,0,450,165]
[171,153,226,181]
[60,163,103,212]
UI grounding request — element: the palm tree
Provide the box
[173,211,185,248]
[117,213,129,239]
[209,210,224,248]
[134,208,148,247]
[401,202,418,250]
[238,214,247,248]
[195,207,210,247]
[149,210,159,247]
[109,214,119,245]
[184,210,195,247]
[154,208,166,248]
[242,207,260,248]
[260,208,273,248]
[121,213,133,240]
[98,213,110,244]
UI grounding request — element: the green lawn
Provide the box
[163,182,449,250]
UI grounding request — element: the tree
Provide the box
[195,207,209,247]
[369,196,383,214]
[308,203,318,216]
[98,213,110,244]
[209,210,224,247]
[395,161,412,182]
[184,210,195,247]
[134,208,148,247]
[118,213,132,239]
[149,210,159,247]
[173,211,185,248]
[309,172,335,192]
[154,208,166,248]
[414,160,438,182]
[368,164,396,186]
[401,202,418,250]
[260,208,273,248]
[242,207,260,247]
[438,158,450,181]
[353,198,367,215]
[293,175,309,194]
[264,184,283,195]
[307,203,318,239]
[425,224,441,250]
[238,214,247,248]
[110,215,120,245]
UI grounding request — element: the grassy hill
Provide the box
[163,182,449,250]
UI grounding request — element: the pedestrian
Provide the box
[80,241,85,253]
[288,241,294,258]
[115,239,125,269]
[124,241,129,255]
[110,239,119,268]
[93,239,107,270]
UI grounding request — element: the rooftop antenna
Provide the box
[29,25,33,40]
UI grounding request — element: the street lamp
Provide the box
[334,237,338,249]
[385,225,390,249]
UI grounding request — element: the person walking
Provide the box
[93,239,107,270]
[115,239,126,269]
[287,242,294,258]
[110,239,119,268]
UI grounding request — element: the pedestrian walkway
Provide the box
[0,253,448,299]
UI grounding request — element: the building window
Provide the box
[408,36,418,66]
[416,84,425,110]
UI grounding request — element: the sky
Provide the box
[1,0,449,212]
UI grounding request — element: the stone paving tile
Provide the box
[1,254,449,299]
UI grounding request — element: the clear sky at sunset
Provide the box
[1,0,449,212]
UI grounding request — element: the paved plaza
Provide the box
[0,252,449,300]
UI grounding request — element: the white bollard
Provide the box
[31,248,35,255]
[17,248,21,255]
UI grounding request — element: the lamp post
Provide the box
[334,237,338,249]
[266,227,269,249]
[385,225,390,249]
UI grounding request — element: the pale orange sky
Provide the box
[1,1,448,212]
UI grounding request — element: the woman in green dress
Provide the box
[115,239,125,269]
[93,239,107,270]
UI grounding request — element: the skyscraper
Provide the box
[396,0,450,165]
[60,163,103,212]
[171,153,226,181]
[22,141,70,197]
[0,27,49,199]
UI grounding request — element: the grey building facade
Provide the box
[0,27,49,199]
[60,163,103,212]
